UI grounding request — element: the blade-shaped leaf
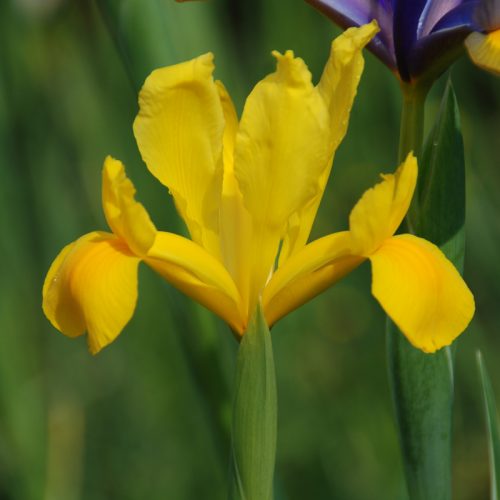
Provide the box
[387,80,465,500]
[477,351,500,500]
[410,79,465,269]
[229,304,277,500]
[95,0,177,92]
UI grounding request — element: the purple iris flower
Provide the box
[307,0,500,82]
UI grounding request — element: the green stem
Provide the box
[398,82,428,235]
[388,81,454,500]
[229,304,277,500]
[398,83,428,162]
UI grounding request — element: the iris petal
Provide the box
[465,29,500,75]
[306,0,396,69]
[279,22,379,265]
[133,53,224,257]
[42,232,140,354]
[234,49,331,311]
[145,232,244,333]
[102,156,156,256]
[370,234,475,353]
[419,0,464,37]
[263,232,363,326]
[349,153,417,255]
[217,81,253,312]
[265,152,474,353]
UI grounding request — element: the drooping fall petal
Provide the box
[465,29,500,76]
[133,53,225,256]
[145,232,245,333]
[264,151,473,351]
[264,154,416,328]
[370,234,474,352]
[42,232,140,354]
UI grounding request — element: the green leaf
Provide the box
[387,80,465,500]
[387,325,454,500]
[95,0,237,95]
[229,304,277,500]
[95,0,176,92]
[410,79,466,270]
[477,351,500,500]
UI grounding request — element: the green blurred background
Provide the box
[0,0,498,498]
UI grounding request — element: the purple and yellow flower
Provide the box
[42,24,474,355]
[307,0,500,82]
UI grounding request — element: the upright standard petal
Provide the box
[419,0,464,38]
[306,0,396,69]
[349,153,417,255]
[279,22,379,265]
[217,81,253,314]
[370,234,475,352]
[133,53,224,256]
[318,21,379,150]
[465,29,500,75]
[234,50,331,309]
[102,156,156,256]
[42,232,140,354]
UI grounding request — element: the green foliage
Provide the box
[477,351,500,500]
[411,81,466,269]
[387,325,454,500]
[387,82,465,500]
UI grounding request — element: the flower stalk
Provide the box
[229,304,277,500]
[398,83,428,163]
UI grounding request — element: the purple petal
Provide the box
[409,25,471,79]
[418,0,464,37]
[306,0,379,26]
[430,1,482,32]
[408,0,500,80]
[393,0,429,79]
[306,0,397,70]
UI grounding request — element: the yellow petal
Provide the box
[465,29,500,77]
[349,153,417,256]
[216,80,238,174]
[370,234,475,353]
[102,156,156,256]
[42,232,140,355]
[234,50,332,308]
[318,21,379,145]
[263,231,363,326]
[133,53,224,256]
[279,21,379,265]
[145,232,245,333]
[216,81,253,313]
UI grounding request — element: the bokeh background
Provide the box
[0,0,499,498]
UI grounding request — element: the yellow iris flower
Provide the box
[42,22,474,355]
